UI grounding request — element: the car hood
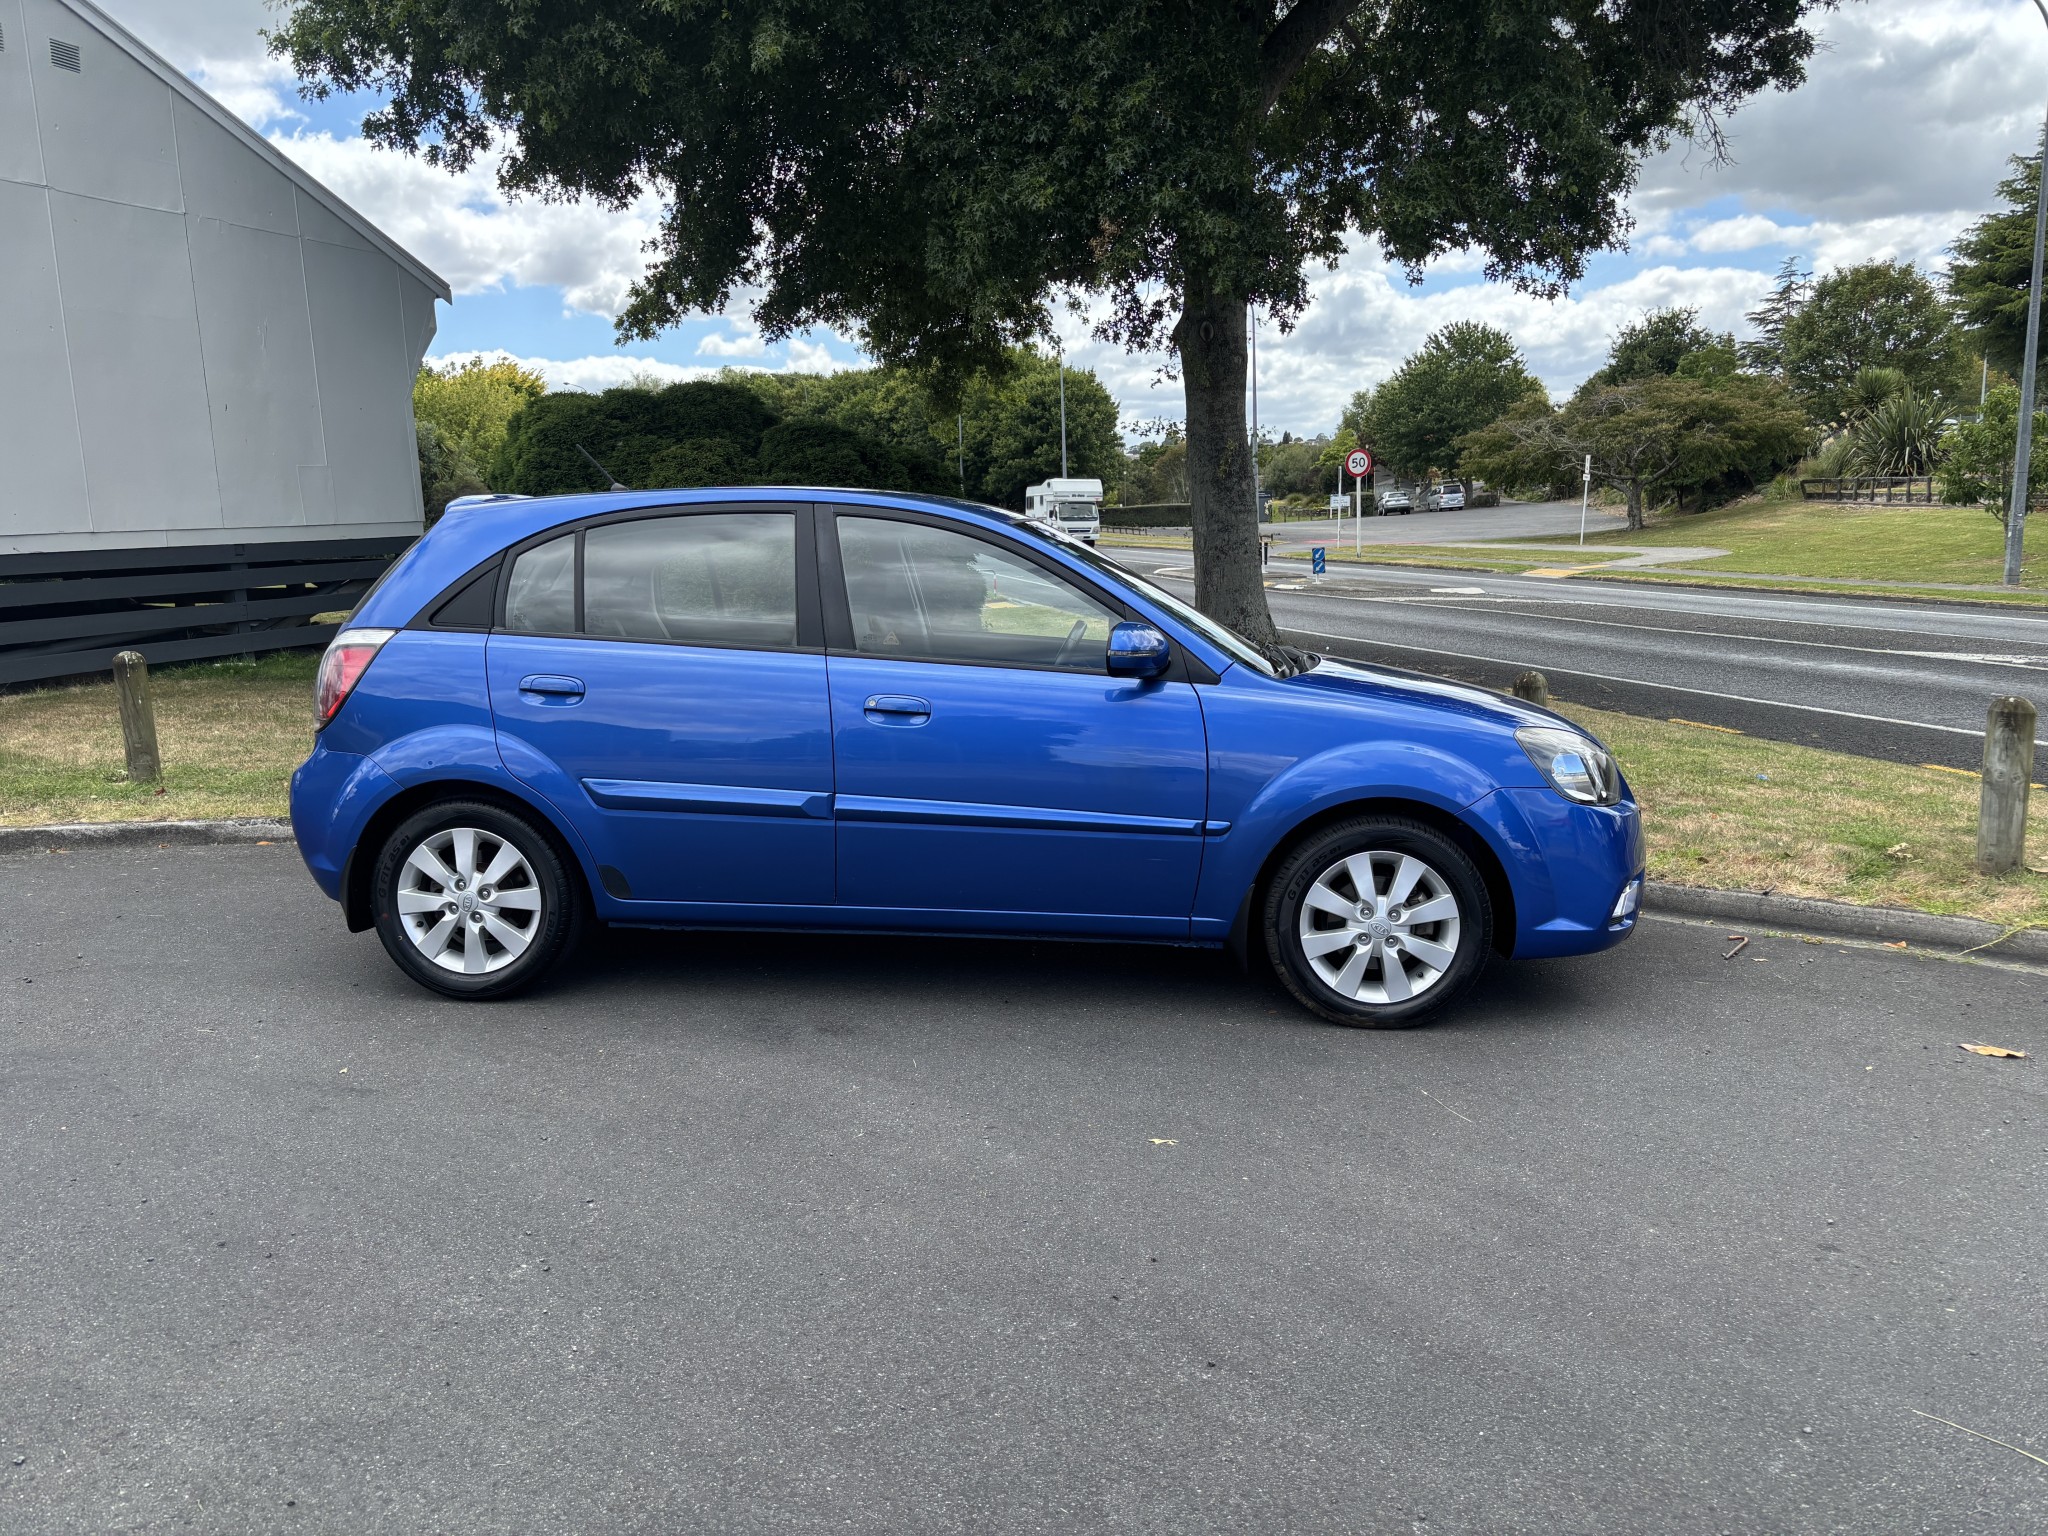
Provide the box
[1280,655,1580,736]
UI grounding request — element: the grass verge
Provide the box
[0,652,317,825]
[1556,703,2048,930]
[5,652,2043,930]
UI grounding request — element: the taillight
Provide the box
[314,628,397,728]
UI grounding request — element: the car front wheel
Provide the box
[1263,817,1492,1027]
[370,799,583,999]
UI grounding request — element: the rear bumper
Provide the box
[289,740,402,901]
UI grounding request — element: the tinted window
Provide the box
[837,517,1117,672]
[503,534,575,633]
[584,513,797,648]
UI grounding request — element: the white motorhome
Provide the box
[1023,478,1103,544]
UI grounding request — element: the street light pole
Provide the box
[2005,3,2048,585]
[1057,339,1068,479]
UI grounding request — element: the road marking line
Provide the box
[1670,718,1744,734]
[1282,629,2048,747]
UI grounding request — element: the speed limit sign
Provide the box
[1345,449,1373,478]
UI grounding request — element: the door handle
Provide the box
[519,674,585,698]
[863,694,931,724]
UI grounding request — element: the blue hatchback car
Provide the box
[291,489,1643,1026]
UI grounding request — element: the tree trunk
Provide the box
[1623,479,1645,530]
[1172,281,1282,659]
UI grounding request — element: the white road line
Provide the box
[1284,629,2048,747]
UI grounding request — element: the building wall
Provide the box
[0,0,441,556]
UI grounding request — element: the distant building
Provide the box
[0,0,451,683]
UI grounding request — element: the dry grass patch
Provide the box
[0,653,316,825]
[1559,703,2048,929]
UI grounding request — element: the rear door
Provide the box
[488,504,834,908]
[819,509,1209,936]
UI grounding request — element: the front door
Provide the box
[489,505,834,908]
[821,510,1208,936]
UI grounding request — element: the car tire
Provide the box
[370,799,584,1000]
[1262,816,1492,1028]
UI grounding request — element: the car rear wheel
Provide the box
[370,799,583,999]
[1263,817,1492,1027]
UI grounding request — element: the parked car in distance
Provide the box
[1429,482,1467,511]
[292,488,1643,1027]
[1377,486,1414,515]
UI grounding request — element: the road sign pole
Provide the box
[1578,454,1593,546]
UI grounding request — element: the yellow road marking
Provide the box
[1921,762,2046,789]
[1669,718,1744,734]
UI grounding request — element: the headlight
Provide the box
[1517,726,1622,806]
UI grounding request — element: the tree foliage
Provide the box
[1739,256,1810,377]
[1461,374,1808,528]
[1948,150,2048,379]
[1778,261,1965,421]
[1938,384,2048,527]
[1591,306,1730,385]
[276,0,1830,657]
[1121,432,1190,505]
[1365,322,1547,480]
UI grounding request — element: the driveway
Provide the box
[5,843,2046,1532]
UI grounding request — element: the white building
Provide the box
[0,0,450,681]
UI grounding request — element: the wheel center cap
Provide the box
[1365,918,1392,938]
[459,892,478,915]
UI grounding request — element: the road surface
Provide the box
[1264,496,1628,547]
[3,841,2046,1531]
[1121,556,2048,769]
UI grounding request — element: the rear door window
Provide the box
[583,513,798,649]
[502,534,576,633]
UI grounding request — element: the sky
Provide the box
[99,0,2048,439]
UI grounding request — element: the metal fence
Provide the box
[1798,476,1938,505]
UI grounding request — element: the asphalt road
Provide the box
[6,842,2048,1532]
[1120,556,2048,770]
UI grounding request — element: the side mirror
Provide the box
[1106,621,1172,679]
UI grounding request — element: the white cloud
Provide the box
[1689,215,1808,253]
[696,324,769,358]
[430,344,857,393]
[268,131,664,317]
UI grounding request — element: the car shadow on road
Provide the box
[545,923,1625,1042]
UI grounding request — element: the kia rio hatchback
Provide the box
[291,489,1643,1026]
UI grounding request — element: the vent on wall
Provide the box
[50,37,81,72]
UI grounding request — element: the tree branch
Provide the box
[1259,0,1358,113]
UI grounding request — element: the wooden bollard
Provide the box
[112,650,161,786]
[1976,695,2037,876]
[1511,670,1550,708]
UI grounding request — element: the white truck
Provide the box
[1023,478,1103,544]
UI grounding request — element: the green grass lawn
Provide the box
[5,651,2044,930]
[1517,499,2047,588]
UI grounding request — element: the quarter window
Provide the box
[502,534,575,634]
[583,513,797,648]
[836,516,1118,672]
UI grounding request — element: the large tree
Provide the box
[1462,374,1808,528]
[1365,322,1547,481]
[1778,261,1965,422]
[1949,150,2048,380]
[276,0,1829,659]
[1589,306,1730,386]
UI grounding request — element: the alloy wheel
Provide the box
[1295,849,1463,1005]
[395,826,545,975]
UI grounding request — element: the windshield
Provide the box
[1009,521,1277,677]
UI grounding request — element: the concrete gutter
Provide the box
[0,819,2039,967]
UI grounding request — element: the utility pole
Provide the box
[1248,309,1263,520]
[1057,340,1068,478]
[2005,29,2048,585]
[958,414,966,495]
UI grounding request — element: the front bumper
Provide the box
[1468,787,1645,960]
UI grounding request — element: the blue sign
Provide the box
[1311,546,1326,576]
